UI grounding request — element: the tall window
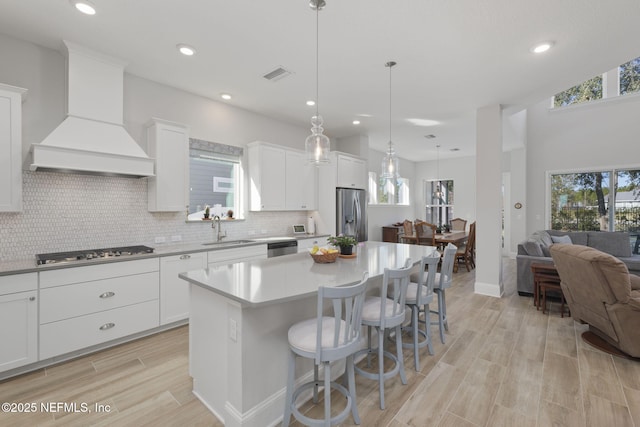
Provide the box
[425,180,454,229]
[550,169,640,234]
[188,139,243,220]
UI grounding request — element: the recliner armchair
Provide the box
[550,244,640,358]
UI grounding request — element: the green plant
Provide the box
[204,205,210,217]
[327,234,357,247]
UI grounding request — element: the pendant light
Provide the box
[434,144,443,200]
[305,0,330,165]
[381,61,400,179]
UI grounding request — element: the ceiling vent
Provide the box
[263,66,292,82]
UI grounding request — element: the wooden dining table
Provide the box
[435,231,468,246]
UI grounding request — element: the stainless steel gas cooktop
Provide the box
[36,245,154,265]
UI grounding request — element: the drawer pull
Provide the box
[29,296,36,301]
[180,254,191,260]
[99,322,115,331]
[99,291,115,299]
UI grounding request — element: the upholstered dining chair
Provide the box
[283,273,369,427]
[450,218,467,232]
[400,220,418,244]
[415,221,437,246]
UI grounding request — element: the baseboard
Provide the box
[474,281,503,297]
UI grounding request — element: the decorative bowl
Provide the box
[309,251,339,264]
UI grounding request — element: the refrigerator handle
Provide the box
[354,195,361,241]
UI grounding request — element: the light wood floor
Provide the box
[1,258,639,427]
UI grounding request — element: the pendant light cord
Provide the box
[315,5,319,118]
[389,62,392,147]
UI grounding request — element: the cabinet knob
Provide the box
[180,254,191,260]
[99,291,115,299]
[99,322,115,331]
[29,296,36,301]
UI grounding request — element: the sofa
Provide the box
[550,244,640,358]
[517,230,640,295]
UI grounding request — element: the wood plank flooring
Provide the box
[1,258,639,426]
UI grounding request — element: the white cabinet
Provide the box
[285,150,317,210]
[0,273,37,372]
[147,118,189,212]
[337,153,367,189]
[39,258,160,359]
[248,142,286,211]
[0,84,27,212]
[160,252,207,325]
[248,141,318,211]
[208,245,267,266]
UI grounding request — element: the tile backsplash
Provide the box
[0,172,309,261]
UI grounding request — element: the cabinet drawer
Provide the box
[0,272,37,295]
[208,245,267,264]
[40,258,159,289]
[40,272,159,324]
[39,300,159,360]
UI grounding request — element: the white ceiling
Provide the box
[1,0,639,161]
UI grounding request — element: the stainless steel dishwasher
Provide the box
[266,239,298,257]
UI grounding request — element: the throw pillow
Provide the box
[523,240,544,257]
[551,235,572,244]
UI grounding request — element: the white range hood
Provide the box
[30,41,154,178]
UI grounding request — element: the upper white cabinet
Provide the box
[0,273,38,373]
[336,153,367,189]
[0,84,27,212]
[147,118,189,212]
[248,141,317,211]
[285,150,317,210]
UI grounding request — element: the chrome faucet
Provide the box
[212,215,227,242]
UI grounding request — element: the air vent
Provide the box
[263,66,292,82]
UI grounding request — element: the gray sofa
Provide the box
[517,230,640,295]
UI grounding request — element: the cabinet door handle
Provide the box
[29,296,36,301]
[99,291,115,299]
[99,322,115,331]
[180,254,191,260]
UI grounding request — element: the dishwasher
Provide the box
[267,239,298,258]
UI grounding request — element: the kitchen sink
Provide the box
[202,240,256,247]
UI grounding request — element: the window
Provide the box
[620,57,640,96]
[553,75,603,108]
[425,180,454,229]
[187,139,243,220]
[368,172,410,205]
[550,169,640,238]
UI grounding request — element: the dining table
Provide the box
[435,231,468,246]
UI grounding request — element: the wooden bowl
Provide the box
[309,251,339,263]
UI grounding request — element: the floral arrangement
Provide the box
[327,234,357,247]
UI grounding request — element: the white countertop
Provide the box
[179,241,438,307]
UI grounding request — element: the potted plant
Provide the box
[203,205,210,219]
[327,234,358,255]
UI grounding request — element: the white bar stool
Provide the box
[354,259,412,410]
[282,272,369,427]
[432,243,457,343]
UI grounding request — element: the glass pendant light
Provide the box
[381,61,400,179]
[305,0,330,165]
[434,144,443,200]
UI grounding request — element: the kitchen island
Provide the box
[179,241,437,427]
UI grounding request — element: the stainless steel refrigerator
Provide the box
[336,188,367,242]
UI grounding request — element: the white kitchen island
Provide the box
[179,241,437,427]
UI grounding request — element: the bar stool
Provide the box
[354,259,412,410]
[404,251,441,370]
[283,273,369,427]
[432,244,457,344]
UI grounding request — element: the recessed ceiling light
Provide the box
[177,44,196,56]
[352,120,360,125]
[70,0,96,15]
[306,100,315,106]
[221,93,232,100]
[407,118,439,127]
[424,134,436,139]
[450,148,460,152]
[530,41,554,54]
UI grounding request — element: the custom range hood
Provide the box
[30,41,154,178]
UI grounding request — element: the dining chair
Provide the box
[404,251,440,370]
[355,259,412,410]
[283,273,369,427]
[450,218,467,232]
[400,220,418,244]
[432,243,457,344]
[454,221,475,273]
[415,221,436,246]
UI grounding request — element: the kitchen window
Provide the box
[187,139,243,220]
[368,172,410,205]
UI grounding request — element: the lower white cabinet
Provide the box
[0,273,37,372]
[208,245,267,266]
[297,237,321,253]
[39,258,160,360]
[160,252,207,325]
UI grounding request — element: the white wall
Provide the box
[526,95,640,234]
